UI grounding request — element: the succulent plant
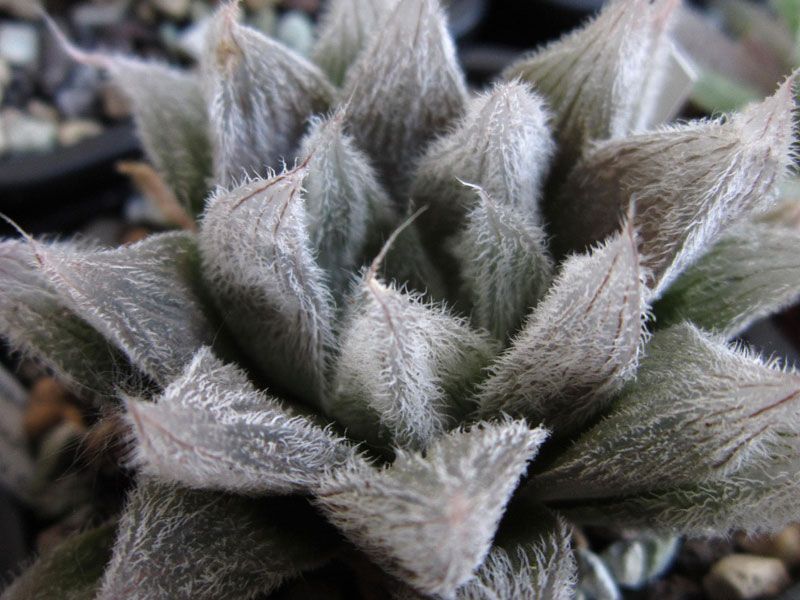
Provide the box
[2,0,800,598]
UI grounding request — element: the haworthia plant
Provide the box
[2,0,800,598]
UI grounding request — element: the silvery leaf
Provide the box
[98,480,339,600]
[0,240,140,396]
[203,4,334,186]
[311,0,398,86]
[299,110,398,300]
[532,324,800,504]
[38,232,216,388]
[125,348,357,494]
[316,421,548,598]
[449,184,553,342]
[199,165,335,403]
[504,0,679,171]
[330,263,497,450]
[477,221,650,436]
[341,0,468,201]
[654,220,800,338]
[551,75,797,294]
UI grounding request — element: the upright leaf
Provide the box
[199,165,335,403]
[311,0,398,86]
[203,4,334,186]
[125,348,358,495]
[504,0,679,170]
[299,110,398,300]
[551,75,797,293]
[316,421,548,598]
[532,324,800,503]
[449,185,553,342]
[98,480,340,600]
[654,220,800,338]
[341,0,468,201]
[477,221,650,436]
[38,232,216,388]
[0,240,140,395]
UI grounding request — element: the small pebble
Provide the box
[27,98,59,122]
[0,22,40,68]
[737,524,800,568]
[275,10,314,56]
[703,554,790,600]
[58,119,104,146]
[150,0,191,19]
[0,107,58,155]
[601,540,648,589]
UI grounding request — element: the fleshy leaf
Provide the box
[299,110,398,300]
[449,184,553,342]
[330,259,497,450]
[0,521,117,600]
[38,232,216,388]
[0,240,140,395]
[654,220,800,338]
[311,0,398,86]
[98,480,340,600]
[551,75,797,294]
[476,221,650,436]
[316,421,548,598]
[125,348,357,494]
[532,324,800,503]
[104,58,212,218]
[199,165,335,403]
[203,4,334,187]
[503,0,679,169]
[341,0,468,200]
[411,82,554,238]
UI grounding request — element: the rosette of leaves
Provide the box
[2,1,800,598]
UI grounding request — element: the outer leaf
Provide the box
[315,421,548,598]
[330,268,497,450]
[532,324,800,503]
[341,0,468,200]
[311,0,398,86]
[449,185,553,342]
[477,221,650,436]
[551,75,797,294]
[98,480,340,600]
[503,0,679,169]
[203,4,334,187]
[125,348,357,494]
[199,165,335,403]
[299,110,398,300]
[0,522,116,600]
[410,82,555,239]
[104,58,212,218]
[654,220,800,338]
[38,232,216,388]
[0,240,145,395]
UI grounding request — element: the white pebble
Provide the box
[0,22,39,67]
[1,108,58,155]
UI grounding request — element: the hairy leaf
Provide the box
[449,184,553,342]
[330,263,497,450]
[199,165,335,403]
[38,232,216,388]
[104,58,212,218]
[0,240,146,395]
[504,0,679,169]
[551,75,797,293]
[341,0,468,200]
[299,111,398,300]
[311,0,398,86]
[654,220,800,338]
[532,324,800,503]
[410,82,554,239]
[1,522,116,600]
[316,421,547,598]
[477,221,650,436]
[98,480,339,600]
[203,4,334,186]
[125,348,357,494]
